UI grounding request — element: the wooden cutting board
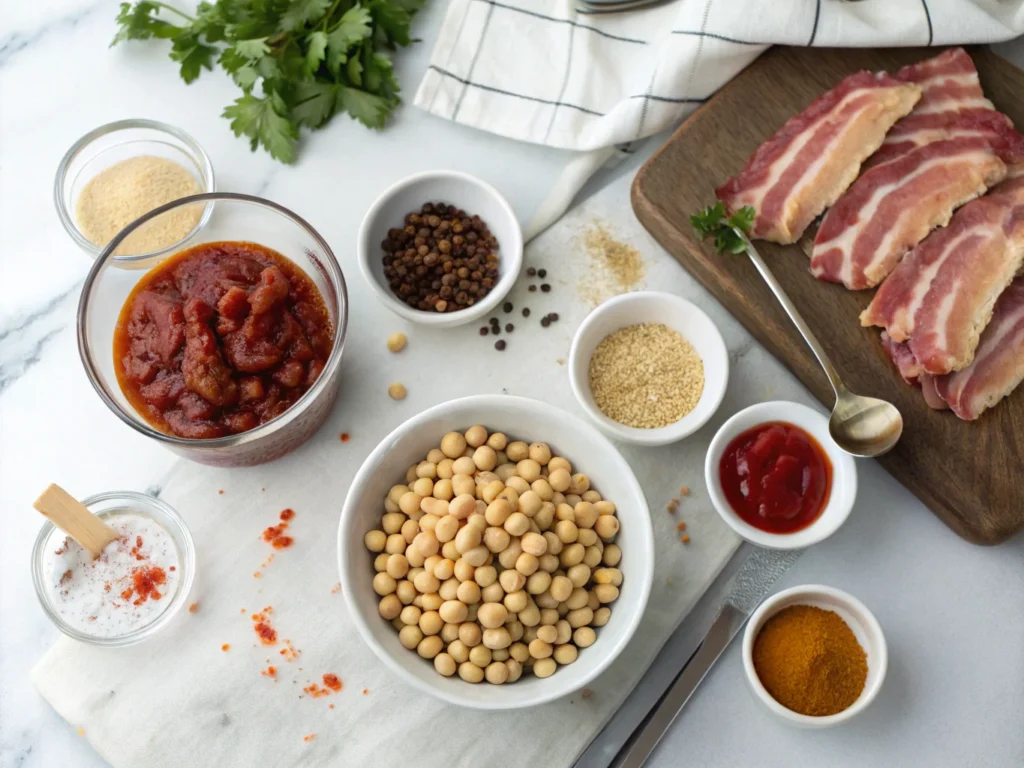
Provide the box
[632,46,1024,545]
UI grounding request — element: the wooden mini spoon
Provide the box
[34,484,120,558]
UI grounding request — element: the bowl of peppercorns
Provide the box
[358,171,523,327]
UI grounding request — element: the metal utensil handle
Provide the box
[616,606,743,768]
[738,230,847,396]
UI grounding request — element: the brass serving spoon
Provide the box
[737,229,904,458]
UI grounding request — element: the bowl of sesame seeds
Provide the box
[568,292,729,446]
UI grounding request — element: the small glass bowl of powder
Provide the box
[568,291,730,446]
[31,490,196,646]
[54,119,215,267]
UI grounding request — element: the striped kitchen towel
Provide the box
[414,0,1024,151]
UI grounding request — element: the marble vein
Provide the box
[0,1,106,68]
[0,281,81,397]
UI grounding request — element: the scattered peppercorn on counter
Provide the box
[364,425,623,684]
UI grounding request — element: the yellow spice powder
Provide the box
[75,155,202,255]
[589,323,704,429]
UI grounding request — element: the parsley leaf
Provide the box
[223,93,299,163]
[113,0,422,162]
[691,202,757,255]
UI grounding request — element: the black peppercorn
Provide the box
[526,267,536,276]
[541,317,551,328]
[505,323,514,332]
[503,302,513,313]
[522,308,531,317]
[495,340,507,351]
[541,284,551,292]
[538,269,547,278]
[479,327,489,336]
[528,285,537,292]
[548,312,559,322]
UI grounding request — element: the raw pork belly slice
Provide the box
[880,331,922,384]
[867,47,1009,169]
[810,136,1010,289]
[929,278,1024,420]
[861,173,1024,374]
[715,71,920,244]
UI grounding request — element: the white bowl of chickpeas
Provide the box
[338,395,654,709]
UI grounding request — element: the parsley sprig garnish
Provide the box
[113,0,423,163]
[690,202,756,254]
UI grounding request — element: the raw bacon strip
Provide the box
[715,72,920,245]
[861,173,1024,373]
[919,373,951,411]
[810,136,1009,289]
[929,278,1024,420]
[867,48,1009,169]
[880,331,922,385]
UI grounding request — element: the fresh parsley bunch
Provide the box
[113,0,424,163]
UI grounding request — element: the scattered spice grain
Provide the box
[753,605,867,717]
[388,383,407,400]
[340,432,350,442]
[579,223,647,306]
[189,602,199,613]
[676,521,687,531]
[680,535,690,544]
[588,323,704,429]
[222,643,231,651]
[528,285,537,292]
[387,332,407,352]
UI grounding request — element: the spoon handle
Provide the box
[737,230,847,396]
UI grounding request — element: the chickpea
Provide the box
[553,644,578,666]
[452,474,476,498]
[583,546,603,569]
[573,627,597,649]
[413,531,440,558]
[400,604,422,625]
[439,578,460,601]
[538,554,559,573]
[411,477,433,497]
[594,584,620,603]
[364,529,386,553]
[386,554,410,580]
[555,519,579,544]
[588,591,600,611]
[515,552,539,576]
[396,580,416,605]
[481,582,504,603]
[436,459,455,480]
[567,607,594,629]
[555,619,572,645]
[518,601,541,627]
[534,503,554,531]
[446,639,469,664]
[516,459,542,482]
[462,545,490,567]
[459,661,484,683]
[536,624,558,644]
[492,648,510,662]
[483,527,511,553]
[458,622,482,648]
[440,623,460,643]
[457,580,482,605]
[503,512,529,537]
[555,504,575,523]
[428,479,452,503]
[413,571,440,594]
[466,514,487,534]
[441,431,468,459]
[406,546,426,568]
[563,564,588,589]
[430,516,456,545]
[495,463,517,481]
[507,641,530,663]
[374,553,391,572]
[378,594,402,619]
[405,465,419,484]
[452,456,477,476]
[550,575,574,602]
[421,593,443,611]
[483,627,512,650]
[529,478,553,502]
[420,498,449,518]
[469,644,492,668]
[439,600,469,624]
[472,445,498,472]
[399,624,424,649]
[372,572,397,596]
[542,531,563,556]
[483,499,512,527]
[593,499,615,516]
[566,586,590,610]
[475,500,488,517]
[498,538,523,570]
[400,518,419,542]
[565,494,582,508]
[463,424,487,448]
[516,490,542,519]
[497,487,520,509]
[454,525,481,554]
[535,590,559,609]
[529,639,553,659]
[506,658,524,682]
[551,492,566,507]
[592,607,612,627]
[433,652,457,677]
[480,480,504,504]
[577,528,598,547]
[594,567,622,586]
[548,468,572,493]
[414,462,436,481]
[453,558,475,583]
[418,514,440,534]
[506,620,524,642]
[602,544,622,567]
[528,443,552,465]
[574,502,599,529]
[503,588,529,613]
[516,531,544,557]
[426,448,445,464]
[382,513,405,536]
[527,571,552,595]
[399,492,422,516]
[418,610,443,636]
[384,497,400,514]
[560,543,585,568]
[580,490,601,505]
[389,484,411,505]
[570,473,590,494]
[506,441,529,461]
[522,626,539,644]
[594,515,620,541]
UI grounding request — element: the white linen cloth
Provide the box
[414,0,1024,152]
[31,180,761,768]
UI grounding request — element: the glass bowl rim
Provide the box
[53,118,216,263]
[30,490,197,647]
[76,191,350,450]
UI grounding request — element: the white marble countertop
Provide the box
[2,2,1024,765]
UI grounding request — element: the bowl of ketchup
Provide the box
[705,401,857,549]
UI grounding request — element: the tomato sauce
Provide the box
[113,241,333,439]
[719,421,832,534]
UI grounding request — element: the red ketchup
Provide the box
[719,421,832,534]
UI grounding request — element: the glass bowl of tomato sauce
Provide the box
[77,193,348,467]
[704,401,857,549]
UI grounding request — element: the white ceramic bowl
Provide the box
[704,401,857,549]
[742,584,887,727]
[568,291,729,446]
[338,395,654,709]
[357,170,523,328]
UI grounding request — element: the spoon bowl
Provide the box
[829,393,904,457]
